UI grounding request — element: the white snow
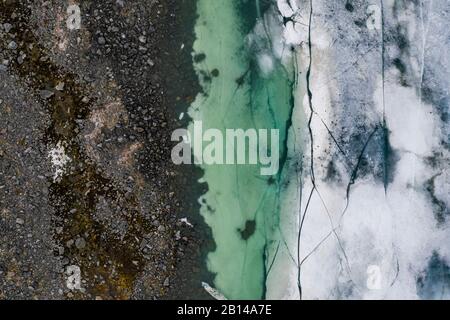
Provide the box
[48,141,71,182]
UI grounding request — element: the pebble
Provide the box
[163,277,170,287]
[7,41,17,50]
[3,23,12,33]
[98,36,106,45]
[16,218,24,225]
[39,90,54,99]
[55,82,65,91]
[75,237,86,249]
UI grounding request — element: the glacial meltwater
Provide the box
[189,0,296,299]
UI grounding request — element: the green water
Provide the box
[189,0,295,299]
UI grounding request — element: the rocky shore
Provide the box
[0,0,213,300]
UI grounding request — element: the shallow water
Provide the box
[189,0,295,299]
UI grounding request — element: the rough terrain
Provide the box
[0,0,212,300]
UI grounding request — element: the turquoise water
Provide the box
[189,0,295,299]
